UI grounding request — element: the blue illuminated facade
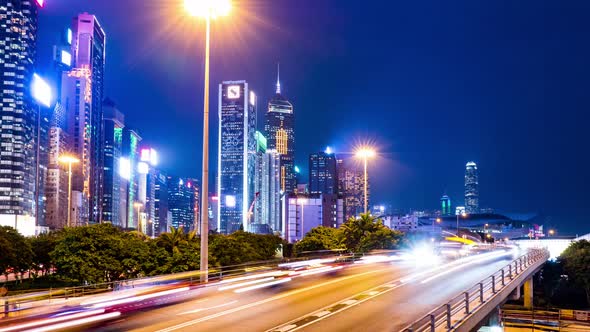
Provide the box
[217,81,257,234]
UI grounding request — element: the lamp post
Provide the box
[355,148,376,214]
[433,217,441,233]
[58,155,80,227]
[134,202,143,233]
[184,0,231,283]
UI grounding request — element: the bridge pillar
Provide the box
[510,284,520,300]
[523,277,533,309]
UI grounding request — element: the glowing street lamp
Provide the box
[184,0,231,283]
[58,155,80,227]
[549,229,555,236]
[355,148,376,214]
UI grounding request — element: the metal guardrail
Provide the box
[402,249,550,332]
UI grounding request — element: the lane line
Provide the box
[155,267,392,332]
[178,300,238,315]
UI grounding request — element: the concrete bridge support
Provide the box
[523,277,533,309]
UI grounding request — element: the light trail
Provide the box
[234,278,292,293]
[0,309,105,332]
[218,277,275,291]
[24,311,121,332]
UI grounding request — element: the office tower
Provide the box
[464,161,479,214]
[265,68,295,193]
[253,131,281,234]
[217,81,256,234]
[121,128,141,229]
[440,194,452,216]
[136,147,158,234]
[153,170,168,236]
[309,150,338,195]
[168,176,197,231]
[282,193,344,243]
[337,158,366,220]
[101,99,124,225]
[70,13,106,223]
[0,0,40,234]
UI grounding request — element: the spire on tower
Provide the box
[276,62,281,94]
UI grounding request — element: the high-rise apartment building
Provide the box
[309,150,338,195]
[265,69,295,193]
[70,13,106,223]
[464,161,479,214]
[337,158,366,220]
[217,81,256,234]
[0,0,40,234]
[101,99,124,225]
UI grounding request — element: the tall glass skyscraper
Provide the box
[464,161,479,214]
[167,176,197,231]
[309,151,338,195]
[217,81,257,234]
[265,69,295,193]
[101,99,124,225]
[70,13,106,223]
[0,0,39,232]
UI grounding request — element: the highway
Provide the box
[0,247,522,332]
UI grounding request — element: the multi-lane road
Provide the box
[0,247,522,332]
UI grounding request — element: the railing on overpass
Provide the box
[402,249,550,332]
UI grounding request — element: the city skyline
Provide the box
[34,0,590,234]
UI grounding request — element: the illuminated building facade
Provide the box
[265,70,295,193]
[167,176,198,231]
[70,13,106,223]
[121,128,141,228]
[337,158,366,220]
[101,99,124,225]
[309,151,338,195]
[464,161,479,214]
[282,193,344,243]
[217,81,257,234]
[153,170,168,236]
[440,194,452,216]
[253,131,281,234]
[0,0,39,232]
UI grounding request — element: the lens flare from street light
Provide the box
[355,147,376,159]
[58,155,80,164]
[184,0,231,19]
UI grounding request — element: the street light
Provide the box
[134,202,143,233]
[58,155,80,227]
[432,217,441,233]
[549,229,555,236]
[355,147,376,214]
[184,0,231,283]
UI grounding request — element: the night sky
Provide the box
[37,0,589,234]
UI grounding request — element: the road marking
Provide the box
[340,299,358,306]
[274,325,297,332]
[314,311,331,318]
[364,291,379,296]
[178,300,237,315]
[155,268,389,332]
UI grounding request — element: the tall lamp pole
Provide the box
[355,148,376,214]
[58,155,80,227]
[456,211,466,236]
[184,0,231,283]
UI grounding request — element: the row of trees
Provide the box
[294,213,404,254]
[1,214,402,287]
[1,224,283,285]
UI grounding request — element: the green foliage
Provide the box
[340,213,403,253]
[559,240,590,304]
[28,232,58,278]
[0,226,33,279]
[294,227,343,254]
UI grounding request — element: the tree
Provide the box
[294,226,343,254]
[0,226,33,280]
[340,213,403,253]
[29,232,58,277]
[157,226,188,254]
[559,240,590,304]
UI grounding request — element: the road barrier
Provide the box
[402,248,550,332]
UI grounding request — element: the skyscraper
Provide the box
[167,176,197,231]
[101,99,124,225]
[309,150,338,195]
[253,131,281,234]
[217,81,257,234]
[0,0,40,234]
[121,128,141,228]
[337,158,366,220]
[265,67,295,193]
[465,161,479,214]
[70,13,106,223]
[440,194,452,216]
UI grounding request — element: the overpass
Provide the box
[0,247,549,332]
